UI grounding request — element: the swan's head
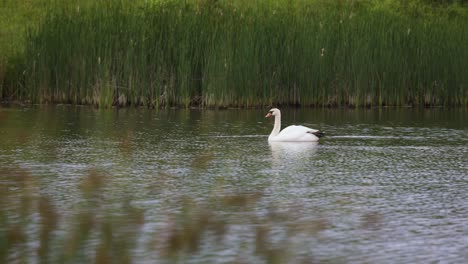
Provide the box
[265,108,280,118]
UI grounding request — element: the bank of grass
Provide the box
[0,0,44,98]
[2,0,468,107]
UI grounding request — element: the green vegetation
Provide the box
[1,0,468,107]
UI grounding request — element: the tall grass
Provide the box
[6,0,468,107]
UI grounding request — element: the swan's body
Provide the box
[265,108,324,142]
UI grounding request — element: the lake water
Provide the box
[1,106,467,263]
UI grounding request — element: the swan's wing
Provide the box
[295,125,324,137]
[276,125,322,141]
[282,125,320,134]
[280,125,311,134]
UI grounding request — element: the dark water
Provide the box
[1,106,467,263]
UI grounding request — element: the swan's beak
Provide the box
[265,113,272,118]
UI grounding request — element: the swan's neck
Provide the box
[269,113,281,138]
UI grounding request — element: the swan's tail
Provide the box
[309,130,325,138]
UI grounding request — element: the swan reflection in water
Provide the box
[269,141,319,167]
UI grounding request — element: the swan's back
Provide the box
[269,125,320,142]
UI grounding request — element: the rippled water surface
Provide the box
[1,106,467,263]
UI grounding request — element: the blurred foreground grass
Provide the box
[1,166,382,263]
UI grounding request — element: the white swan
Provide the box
[265,108,324,142]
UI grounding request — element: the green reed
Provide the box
[7,0,468,107]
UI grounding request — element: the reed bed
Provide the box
[5,0,468,107]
